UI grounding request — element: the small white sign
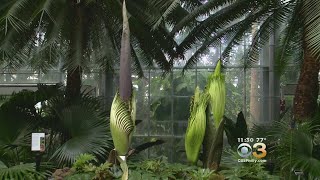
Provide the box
[31,133,45,152]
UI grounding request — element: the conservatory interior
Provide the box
[0,0,320,180]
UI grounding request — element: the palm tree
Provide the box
[171,0,320,121]
[0,85,112,167]
[0,0,191,100]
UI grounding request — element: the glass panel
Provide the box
[150,71,171,97]
[245,67,270,126]
[135,94,149,136]
[197,51,219,66]
[133,73,149,97]
[196,69,211,88]
[135,120,149,136]
[173,122,187,137]
[39,70,62,83]
[282,68,300,84]
[224,45,245,66]
[225,68,244,119]
[149,121,172,136]
[150,97,172,121]
[172,70,196,96]
[173,97,190,121]
[3,73,40,83]
[82,72,100,87]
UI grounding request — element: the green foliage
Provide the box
[0,85,112,169]
[251,110,320,179]
[128,157,220,180]
[190,169,215,180]
[72,154,97,172]
[47,93,112,166]
[0,161,47,180]
[64,173,95,180]
[0,0,183,75]
[272,122,320,178]
[171,0,320,74]
[65,154,116,180]
[220,150,280,180]
[94,162,116,180]
[0,85,61,179]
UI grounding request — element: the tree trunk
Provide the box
[65,0,85,102]
[293,45,319,121]
[249,24,260,126]
[66,67,82,101]
[250,69,260,125]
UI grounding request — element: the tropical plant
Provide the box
[128,156,222,180]
[185,87,209,164]
[71,154,97,173]
[223,149,274,178]
[0,85,60,165]
[0,161,48,180]
[251,109,320,179]
[220,150,280,180]
[0,0,187,100]
[46,93,112,166]
[62,153,117,180]
[224,111,248,148]
[109,2,136,180]
[0,84,112,169]
[185,60,226,170]
[171,0,320,122]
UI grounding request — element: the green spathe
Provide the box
[185,87,209,163]
[110,92,136,156]
[207,60,226,128]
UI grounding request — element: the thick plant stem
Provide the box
[207,118,225,170]
[117,156,128,180]
[293,44,319,121]
[203,107,215,168]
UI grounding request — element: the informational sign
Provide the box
[31,133,45,152]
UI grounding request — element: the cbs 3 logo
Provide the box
[237,143,267,159]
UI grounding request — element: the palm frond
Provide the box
[150,0,180,30]
[0,0,32,33]
[246,1,291,65]
[177,0,260,54]
[251,109,320,178]
[303,0,320,59]
[0,162,46,180]
[180,0,203,11]
[131,45,145,78]
[179,2,251,52]
[50,102,111,166]
[275,0,303,76]
[171,0,237,34]
[182,6,269,71]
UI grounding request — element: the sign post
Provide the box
[31,133,45,171]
